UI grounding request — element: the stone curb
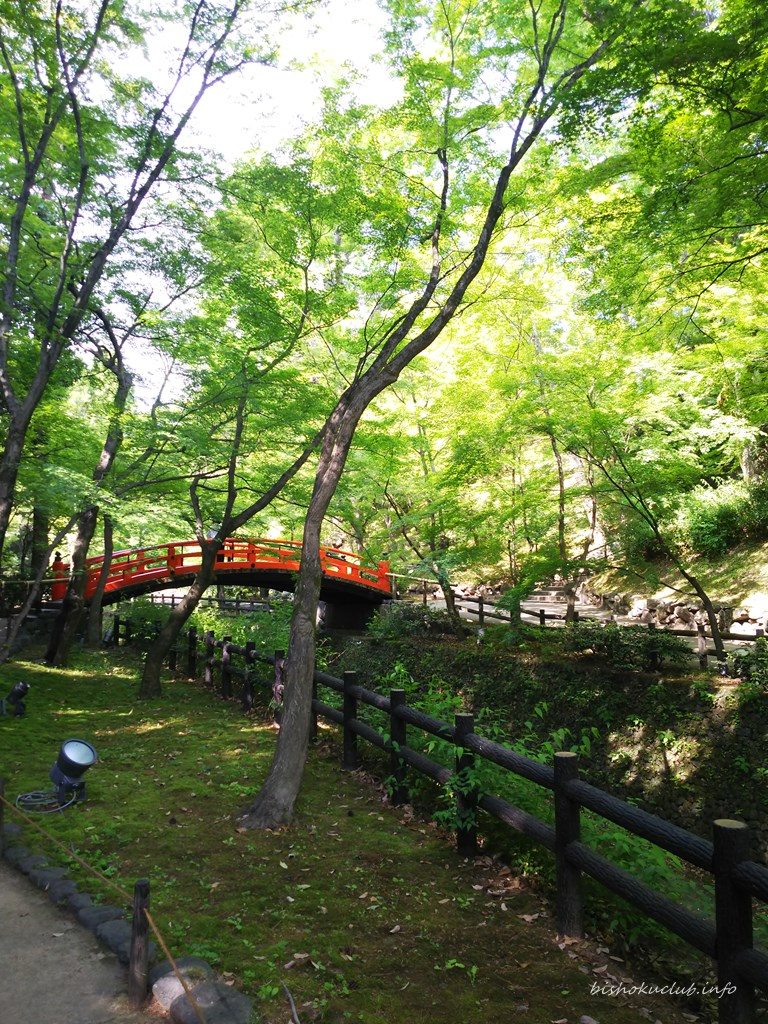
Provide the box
[1,821,258,1021]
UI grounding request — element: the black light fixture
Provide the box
[49,739,98,806]
[0,681,29,717]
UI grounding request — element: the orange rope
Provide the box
[0,793,207,1024]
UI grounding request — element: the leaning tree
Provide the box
[239,0,714,828]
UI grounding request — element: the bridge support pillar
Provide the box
[319,600,383,631]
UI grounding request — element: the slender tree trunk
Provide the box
[0,417,29,569]
[138,543,219,698]
[45,505,99,665]
[86,513,113,645]
[30,506,49,609]
[241,409,359,828]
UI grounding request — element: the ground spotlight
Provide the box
[0,681,29,717]
[49,739,98,806]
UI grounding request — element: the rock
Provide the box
[674,606,694,624]
[66,891,93,912]
[29,865,68,889]
[1,822,22,841]
[47,879,78,905]
[17,853,48,874]
[77,904,125,930]
[3,845,29,867]
[151,958,216,1010]
[734,607,751,623]
[170,980,256,1024]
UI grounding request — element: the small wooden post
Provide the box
[127,878,150,1009]
[187,627,198,677]
[203,630,215,688]
[539,608,546,627]
[221,635,232,698]
[422,579,428,607]
[124,618,132,644]
[243,641,255,711]
[390,689,408,805]
[697,622,708,670]
[113,614,121,646]
[235,595,241,612]
[342,671,359,769]
[554,752,583,938]
[310,672,318,742]
[477,595,485,627]
[455,713,478,857]
[171,593,176,608]
[573,609,580,623]
[647,621,659,671]
[273,649,285,721]
[714,819,754,1024]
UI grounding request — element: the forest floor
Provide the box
[587,538,768,610]
[0,645,711,1024]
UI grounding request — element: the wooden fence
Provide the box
[109,614,768,1023]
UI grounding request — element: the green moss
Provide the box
[0,646,688,1023]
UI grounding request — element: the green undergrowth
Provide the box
[0,646,694,1024]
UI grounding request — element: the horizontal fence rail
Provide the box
[110,615,768,1023]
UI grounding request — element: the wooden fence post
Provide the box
[113,614,121,646]
[714,819,754,1024]
[422,579,428,607]
[128,878,150,1008]
[539,608,546,627]
[243,641,255,711]
[647,621,659,671]
[343,671,359,770]
[455,712,478,857]
[124,618,132,644]
[310,672,318,742]
[204,630,215,688]
[477,595,485,627]
[389,689,408,805]
[697,622,709,670]
[554,751,583,938]
[221,635,232,698]
[273,649,285,721]
[187,627,197,677]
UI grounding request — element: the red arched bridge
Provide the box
[52,538,393,629]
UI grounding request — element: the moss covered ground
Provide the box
[0,645,702,1024]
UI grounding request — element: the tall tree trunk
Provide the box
[30,506,49,608]
[86,513,113,645]
[0,417,29,569]
[45,505,99,665]
[241,409,359,828]
[138,543,219,698]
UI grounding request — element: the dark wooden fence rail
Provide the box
[109,615,768,1023]
[145,593,270,613]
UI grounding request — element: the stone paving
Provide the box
[0,858,158,1024]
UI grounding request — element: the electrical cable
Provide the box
[15,789,78,813]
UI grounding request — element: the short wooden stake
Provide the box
[128,878,150,1008]
[389,689,407,805]
[554,751,583,938]
[539,608,546,627]
[342,671,359,769]
[187,626,197,676]
[221,635,232,698]
[455,713,478,857]
[203,630,215,688]
[697,622,708,669]
[477,595,485,627]
[714,819,754,1024]
[243,641,255,711]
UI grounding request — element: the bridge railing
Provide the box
[80,538,392,599]
[108,615,768,1022]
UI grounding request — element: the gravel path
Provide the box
[0,859,157,1024]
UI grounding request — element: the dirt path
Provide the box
[0,860,156,1024]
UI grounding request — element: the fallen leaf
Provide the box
[389,925,401,933]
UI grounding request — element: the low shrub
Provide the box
[558,621,690,671]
